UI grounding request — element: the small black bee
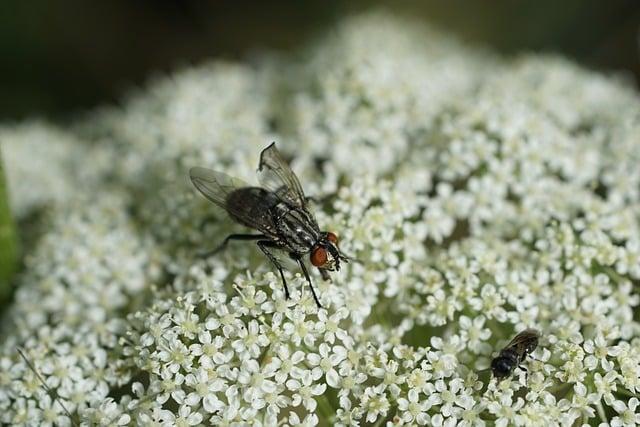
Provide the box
[190,142,348,307]
[491,328,540,381]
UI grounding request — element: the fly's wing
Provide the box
[190,167,249,210]
[191,166,288,237]
[257,142,308,210]
[507,329,540,359]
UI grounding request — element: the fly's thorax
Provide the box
[499,347,520,362]
[525,337,539,354]
[274,204,321,253]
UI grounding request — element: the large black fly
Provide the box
[190,142,348,307]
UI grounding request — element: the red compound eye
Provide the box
[310,247,328,267]
[326,232,339,244]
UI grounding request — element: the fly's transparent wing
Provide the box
[507,329,540,354]
[190,166,279,235]
[189,167,249,209]
[257,142,307,209]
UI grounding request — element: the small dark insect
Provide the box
[491,328,540,381]
[190,142,349,307]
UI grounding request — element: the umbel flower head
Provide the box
[2,11,640,427]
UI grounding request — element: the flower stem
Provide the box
[316,393,335,425]
[0,152,18,304]
[596,401,607,424]
[614,388,640,399]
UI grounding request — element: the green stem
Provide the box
[547,382,573,397]
[0,151,18,303]
[614,388,640,399]
[316,393,335,426]
[603,266,627,284]
[596,401,607,424]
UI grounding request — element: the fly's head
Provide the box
[310,232,349,272]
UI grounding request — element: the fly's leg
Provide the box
[296,257,322,308]
[519,365,528,383]
[305,193,336,205]
[257,240,290,300]
[199,234,265,257]
[319,268,331,281]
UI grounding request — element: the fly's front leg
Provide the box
[199,233,265,258]
[519,365,529,383]
[319,269,331,281]
[295,257,322,308]
[257,240,290,300]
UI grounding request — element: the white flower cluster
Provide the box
[2,11,640,427]
[1,122,111,216]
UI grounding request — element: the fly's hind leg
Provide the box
[296,257,322,308]
[199,233,265,258]
[257,240,290,300]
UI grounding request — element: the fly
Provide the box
[490,328,541,381]
[189,142,349,307]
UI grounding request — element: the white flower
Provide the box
[434,378,468,418]
[487,394,524,427]
[469,284,507,322]
[568,382,598,420]
[458,400,486,427]
[269,344,306,384]
[361,384,390,423]
[611,398,640,427]
[158,339,192,374]
[237,359,277,404]
[423,202,455,244]
[37,394,69,427]
[2,9,640,427]
[231,320,269,360]
[397,388,430,425]
[307,343,347,387]
[584,334,614,371]
[83,398,130,426]
[263,384,290,420]
[459,315,492,354]
[286,370,326,412]
[287,411,319,426]
[189,330,228,367]
[155,370,186,405]
[594,371,618,405]
[183,368,224,411]
[164,404,203,427]
[283,310,316,347]
[316,308,349,344]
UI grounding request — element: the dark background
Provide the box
[1,0,639,121]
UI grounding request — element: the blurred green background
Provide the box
[1,0,639,121]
